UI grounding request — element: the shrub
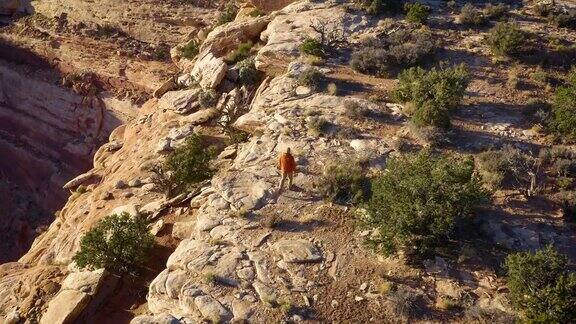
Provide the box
[297,67,324,90]
[306,116,330,136]
[484,3,509,20]
[217,2,238,25]
[198,89,218,108]
[344,100,369,118]
[505,246,576,323]
[405,3,430,25]
[549,73,576,141]
[237,57,260,85]
[319,160,367,204]
[180,40,199,59]
[355,0,404,15]
[299,38,326,58]
[459,4,487,25]
[393,64,469,129]
[390,287,426,320]
[550,10,576,29]
[485,22,526,57]
[362,151,488,257]
[476,145,536,193]
[226,41,253,63]
[534,2,555,17]
[350,28,435,75]
[73,213,154,275]
[163,134,216,195]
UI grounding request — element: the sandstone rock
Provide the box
[200,16,271,57]
[149,219,165,236]
[191,51,228,89]
[140,200,165,216]
[232,300,253,321]
[63,171,96,189]
[61,268,107,295]
[40,289,90,324]
[253,281,277,303]
[110,204,140,218]
[153,78,177,99]
[128,179,142,187]
[180,108,219,125]
[194,295,231,321]
[272,239,322,263]
[156,138,172,153]
[131,313,181,324]
[158,89,200,115]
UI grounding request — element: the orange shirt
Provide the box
[279,153,296,173]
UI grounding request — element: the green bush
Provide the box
[354,0,404,15]
[306,115,330,136]
[486,22,526,57]
[362,151,488,257]
[217,2,238,25]
[180,40,199,59]
[198,89,218,108]
[405,3,431,25]
[549,74,576,141]
[319,161,367,204]
[226,41,253,63]
[459,4,487,25]
[73,213,154,275]
[393,64,469,129]
[237,57,260,85]
[505,246,576,323]
[297,67,324,90]
[476,145,535,191]
[299,38,326,58]
[484,3,509,20]
[163,134,216,195]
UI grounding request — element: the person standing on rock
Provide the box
[278,147,296,194]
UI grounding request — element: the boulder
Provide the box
[191,51,228,89]
[63,171,96,189]
[194,295,231,321]
[157,89,200,115]
[153,78,177,99]
[131,313,181,324]
[61,268,107,295]
[40,290,90,324]
[200,16,271,57]
[110,204,140,218]
[272,239,322,263]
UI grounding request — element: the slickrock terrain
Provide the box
[1,0,575,323]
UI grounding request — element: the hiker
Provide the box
[278,147,296,193]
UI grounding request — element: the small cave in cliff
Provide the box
[0,40,129,262]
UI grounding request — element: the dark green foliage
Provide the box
[73,213,154,275]
[226,41,253,63]
[319,161,367,204]
[237,57,260,85]
[393,64,469,129]
[549,72,576,141]
[164,134,216,194]
[354,0,404,15]
[550,10,576,29]
[180,40,200,59]
[299,38,326,58]
[404,3,430,25]
[297,67,324,89]
[486,22,526,57]
[350,28,435,75]
[198,89,218,108]
[362,151,488,257]
[505,246,576,323]
[217,2,238,25]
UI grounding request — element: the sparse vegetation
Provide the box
[306,115,330,136]
[393,64,469,129]
[299,37,326,58]
[404,3,430,25]
[485,22,526,57]
[484,3,509,20]
[344,100,369,118]
[73,213,154,275]
[505,246,576,323]
[318,160,367,204]
[226,41,253,63]
[476,146,537,194]
[459,4,486,25]
[350,27,435,75]
[179,40,200,59]
[353,0,404,16]
[362,151,488,257]
[217,1,238,25]
[390,287,426,320]
[297,67,324,90]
